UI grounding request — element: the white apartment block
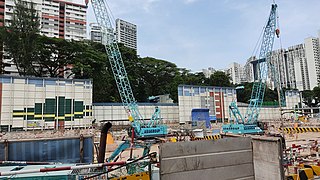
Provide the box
[115,18,137,50]
[287,44,309,90]
[41,0,87,40]
[269,49,287,89]
[243,56,255,83]
[227,62,243,85]
[202,67,215,78]
[89,23,102,43]
[304,36,320,90]
[1,0,87,75]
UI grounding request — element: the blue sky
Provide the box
[82,0,320,71]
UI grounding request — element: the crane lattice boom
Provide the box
[91,0,167,138]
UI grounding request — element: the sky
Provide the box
[78,0,320,72]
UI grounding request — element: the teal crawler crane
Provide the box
[222,4,280,134]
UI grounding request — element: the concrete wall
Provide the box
[252,137,284,180]
[93,103,179,125]
[159,137,254,180]
[160,137,284,180]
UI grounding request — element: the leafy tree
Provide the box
[0,0,40,76]
[71,41,120,102]
[236,82,253,103]
[36,36,80,77]
[138,57,178,101]
[209,71,231,87]
[301,86,320,107]
[302,90,315,107]
[312,86,320,105]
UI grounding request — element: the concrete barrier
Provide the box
[160,137,254,180]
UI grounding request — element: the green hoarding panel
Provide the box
[35,103,42,114]
[65,99,71,114]
[58,96,65,116]
[45,99,56,114]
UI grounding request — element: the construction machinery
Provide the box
[88,0,167,172]
[222,3,280,134]
[89,0,167,139]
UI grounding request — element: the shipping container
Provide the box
[0,136,94,163]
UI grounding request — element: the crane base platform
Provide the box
[222,124,263,134]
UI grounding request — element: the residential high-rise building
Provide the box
[243,56,255,83]
[115,19,137,50]
[227,62,243,85]
[287,44,309,90]
[89,23,102,43]
[269,49,287,89]
[304,36,320,90]
[1,0,87,75]
[202,67,215,78]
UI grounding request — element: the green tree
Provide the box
[312,86,320,105]
[36,36,80,77]
[236,82,253,103]
[1,0,40,76]
[71,41,119,102]
[209,71,231,87]
[138,57,178,101]
[302,90,315,107]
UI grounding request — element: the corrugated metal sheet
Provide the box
[0,136,93,163]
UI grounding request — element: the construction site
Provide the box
[0,1,320,180]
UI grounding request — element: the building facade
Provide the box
[178,85,236,123]
[227,62,244,85]
[287,44,309,90]
[89,23,102,43]
[202,67,215,78]
[1,0,87,75]
[115,18,137,50]
[0,76,93,131]
[304,37,320,90]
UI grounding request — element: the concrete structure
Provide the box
[0,76,93,131]
[160,137,254,180]
[115,19,137,50]
[252,137,284,180]
[202,67,215,78]
[287,44,309,90]
[178,85,236,123]
[243,56,255,83]
[1,0,87,75]
[159,136,284,180]
[226,62,244,85]
[305,36,320,90]
[93,103,179,125]
[269,49,287,89]
[89,23,102,43]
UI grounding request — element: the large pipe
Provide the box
[98,122,112,163]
